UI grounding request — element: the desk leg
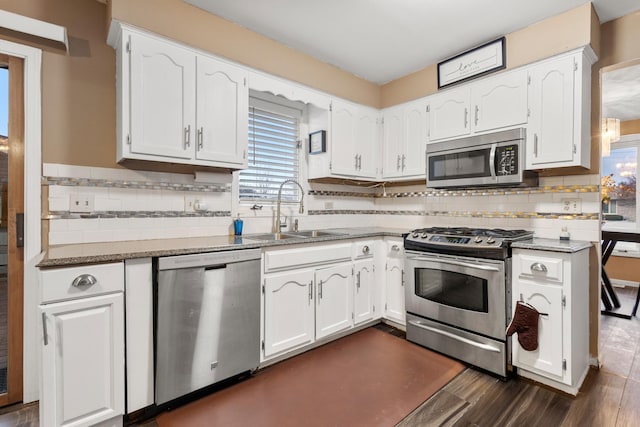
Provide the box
[602,267,621,308]
[633,287,640,317]
[601,283,613,311]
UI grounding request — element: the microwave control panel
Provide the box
[495,144,518,175]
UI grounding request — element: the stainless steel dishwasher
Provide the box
[155,248,261,405]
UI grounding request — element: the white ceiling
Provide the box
[184,0,640,84]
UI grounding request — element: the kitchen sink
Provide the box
[290,230,346,238]
[245,232,303,241]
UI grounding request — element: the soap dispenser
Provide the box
[233,214,243,236]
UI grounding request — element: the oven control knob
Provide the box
[420,232,428,239]
[474,236,483,243]
[412,231,419,238]
[486,236,496,244]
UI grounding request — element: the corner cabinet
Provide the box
[39,262,125,427]
[384,239,405,325]
[526,48,595,169]
[511,247,590,395]
[110,24,248,169]
[381,101,427,180]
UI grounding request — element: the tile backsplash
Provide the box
[43,163,601,245]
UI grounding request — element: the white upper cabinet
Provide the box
[195,55,248,166]
[381,100,427,179]
[472,69,528,133]
[112,24,249,169]
[428,86,471,142]
[382,105,404,178]
[129,33,195,161]
[355,107,380,178]
[527,49,593,169]
[428,69,528,142]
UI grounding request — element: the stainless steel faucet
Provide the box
[275,179,304,232]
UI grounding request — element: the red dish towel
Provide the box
[506,301,540,351]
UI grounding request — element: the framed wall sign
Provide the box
[309,130,326,154]
[437,37,506,89]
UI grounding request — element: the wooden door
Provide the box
[0,55,24,407]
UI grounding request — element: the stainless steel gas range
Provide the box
[403,227,533,378]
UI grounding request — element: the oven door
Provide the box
[405,251,506,340]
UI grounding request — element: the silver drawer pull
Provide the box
[362,245,370,254]
[72,274,97,288]
[42,312,48,346]
[530,262,548,273]
[391,245,400,252]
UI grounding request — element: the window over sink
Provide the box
[239,92,302,202]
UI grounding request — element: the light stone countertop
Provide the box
[511,238,592,253]
[38,227,408,268]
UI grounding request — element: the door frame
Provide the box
[0,39,42,404]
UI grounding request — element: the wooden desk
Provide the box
[601,229,640,318]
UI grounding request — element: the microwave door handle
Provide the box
[409,256,501,272]
[489,144,497,178]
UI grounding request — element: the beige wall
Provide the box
[621,119,640,135]
[380,3,594,107]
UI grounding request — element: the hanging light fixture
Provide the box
[601,118,620,157]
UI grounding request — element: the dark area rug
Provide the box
[156,327,465,427]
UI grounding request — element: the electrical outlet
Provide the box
[561,198,581,214]
[184,196,198,212]
[324,201,334,209]
[69,195,94,213]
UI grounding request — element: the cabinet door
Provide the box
[527,56,575,167]
[472,70,528,133]
[428,87,471,141]
[129,33,195,160]
[263,269,315,357]
[355,107,379,179]
[195,56,248,167]
[381,106,404,178]
[403,100,428,177]
[513,279,564,378]
[354,259,375,325]
[41,293,124,427]
[330,100,358,176]
[315,263,353,339]
[385,256,405,324]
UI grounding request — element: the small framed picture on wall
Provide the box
[309,130,326,154]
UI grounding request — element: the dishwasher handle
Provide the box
[158,248,261,270]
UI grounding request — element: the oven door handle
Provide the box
[408,320,501,353]
[407,257,501,272]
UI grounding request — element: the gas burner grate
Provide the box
[411,227,531,239]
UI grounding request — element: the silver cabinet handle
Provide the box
[184,125,191,149]
[42,312,48,346]
[401,155,406,170]
[530,262,548,273]
[318,280,323,300]
[534,133,538,156]
[308,281,313,304]
[358,154,362,170]
[71,274,97,288]
[354,154,359,169]
[401,269,405,287]
[464,108,468,128]
[474,105,479,126]
[396,155,401,171]
[198,127,204,150]
[362,245,370,255]
[356,271,361,290]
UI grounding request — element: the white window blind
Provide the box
[239,97,301,202]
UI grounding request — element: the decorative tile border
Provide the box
[308,210,599,220]
[309,185,599,199]
[45,210,231,219]
[43,176,231,193]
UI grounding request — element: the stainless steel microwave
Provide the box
[426,128,538,189]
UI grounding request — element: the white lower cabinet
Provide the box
[512,248,589,394]
[263,269,315,358]
[384,240,405,325]
[39,263,125,427]
[353,258,375,325]
[315,263,354,339]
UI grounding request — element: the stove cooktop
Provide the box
[404,227,533,259]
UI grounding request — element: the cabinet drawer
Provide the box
[40,262,124,303]
[517,254,563,282]
[264,243,352,273]
[352,240,375,259]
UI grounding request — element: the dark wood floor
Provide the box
[3,287,640,426]
[399,286,640,427]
